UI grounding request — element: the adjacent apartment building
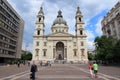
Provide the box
[0,0,24,63]
[101,1,120,39]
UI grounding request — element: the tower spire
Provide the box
[76,6,81,15]
[38,6,44,14]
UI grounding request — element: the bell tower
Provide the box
[75,7,85,36]
[35,7,45,36]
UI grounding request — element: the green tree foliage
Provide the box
[94,35,120,63]
[21,52,32,60]
[113,40,120,62]
[88,52,94,60]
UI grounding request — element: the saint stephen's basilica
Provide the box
[32,7,88,63]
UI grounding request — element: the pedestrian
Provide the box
[93,62,98,78]
[28,62,30,66]
[88,63,93,78]
[48,61,51,67]
[30,61,37,80]
[17,61,20,67]
[40,61,42,66]
[49,61,51,67]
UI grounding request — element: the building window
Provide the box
[118,19,120,25]
[35,49,39,56]
[81,42,84,46]
[80,30,83,35]
[81,49,84,56]
[44,42,47,46]
[74,42,76,46]
[37,30,40,35]
[0,21,4,27]
[39,18,41,22]
[36,41,39,46]
[107,29,111,35]
[43,49,47,56]
[79,17,81,22]
[73,49,77,56]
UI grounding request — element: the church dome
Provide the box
[53,10,67,25]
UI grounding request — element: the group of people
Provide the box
[30,61,98,80]
[88,62,98,78]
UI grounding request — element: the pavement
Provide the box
[0,64,120,80]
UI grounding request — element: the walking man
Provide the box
[30,61,37,80]
[93,62,98,78]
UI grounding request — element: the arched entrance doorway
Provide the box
[56,42,64,60]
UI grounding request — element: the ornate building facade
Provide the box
[32,7,88,63]
[101,1,120,39]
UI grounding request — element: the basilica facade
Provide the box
[32,7,88,63]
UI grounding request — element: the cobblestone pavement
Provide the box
[0,64,120,80]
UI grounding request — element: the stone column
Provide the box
[64,48,67,60]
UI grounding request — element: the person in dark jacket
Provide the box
[30,61,37,80]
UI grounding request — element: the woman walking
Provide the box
[88,63,94,78]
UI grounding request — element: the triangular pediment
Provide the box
[46,32,74,37]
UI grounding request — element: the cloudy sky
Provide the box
[7,0,119,52]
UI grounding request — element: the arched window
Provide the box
[79,18,81,22]
[39,18,41,22]
[80,30,83,35]
[37,30,40,35]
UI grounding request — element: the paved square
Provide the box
[0,64,120,80]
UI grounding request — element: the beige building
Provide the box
[0,0,24,63]
[101,1,120,39]
[32,7,88,63]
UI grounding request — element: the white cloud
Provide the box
[86,30,95,40]
[78,0,118,20]
[22,42,33,52]
[87,41,95,50]
[95,18,103,36]
[7,0,119,52]
[29,0,44,16]
[86,30,95,50]
[7,0,19,12]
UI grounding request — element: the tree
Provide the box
[26,53,32,60]
[88,52,94,60]
[113,40,120,62]
[94,35,119,63]
[21,52,32,60]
